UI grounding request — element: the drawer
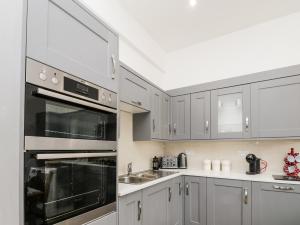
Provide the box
[120,66,150,110]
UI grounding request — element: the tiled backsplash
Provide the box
[118,111,300,175]
[165,140,300,174]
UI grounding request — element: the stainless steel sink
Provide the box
[119,170,178,185]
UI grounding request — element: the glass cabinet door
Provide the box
[211,85,251,139]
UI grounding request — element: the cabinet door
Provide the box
[119,191,142,225]
[169,177,184,225]
[27,0,119,92]
[252,182,300,225]
[171,95,191,140]
[251,76,300,138]
[191,91,211,140]
[143,181,169,225]
[184,176,207,225]
[120,66,151,111]
[211,85,251,139]
[161,94,171,140]
[151,87,162,139]
[207,178,251,225]
[85,212,117,225]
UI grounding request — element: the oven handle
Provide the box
[35,88,117,114]
[36,152,117,160]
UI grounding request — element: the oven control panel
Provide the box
[26,58,117,109]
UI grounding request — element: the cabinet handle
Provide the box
[169,187,172,202]
[131,100,142,106]
[169,124,172,135]
[173,123,177,135]
[243,188,248,205]
[137,200,142,221]
[111,55,116,80]
[273,185,294,191]
[245,117,249,131]
[153,119,155,132]
[179,183,182,196]
[185,184,189,196]
[205,120,209,133]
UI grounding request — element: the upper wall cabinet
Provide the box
[251,76,300,138]
[120,65,151,112]
[161,93,172,140]
[211,85,251,139]
[27,0,119,92]
[151,87,162,139]
[171,95,191,140]
[191,91,211,140]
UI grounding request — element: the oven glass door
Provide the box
[25,84,117,141]
[24,152,117,225]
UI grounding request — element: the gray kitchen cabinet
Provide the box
[151,87,162,139]
[252,182,300,225]
[120,65,151,111]
[27,0,119,92]
[251,75,300,138]
[119,191,142,225]
[191,91,211,140]
[211,85,251,139]
[161,93,172,140]
[171,95,191,140]
[142,181,170,225]
[169,177,184,225]
[85,212,117,225]
[207,178,251,225]
[184,176,207,225]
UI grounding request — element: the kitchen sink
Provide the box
[119,170,178,185]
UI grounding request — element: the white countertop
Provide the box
[118,170,300,197]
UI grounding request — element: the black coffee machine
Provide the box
[246,154,261,175]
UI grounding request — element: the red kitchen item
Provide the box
[283,148,300,177]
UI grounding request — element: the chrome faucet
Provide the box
[127,162,133,176]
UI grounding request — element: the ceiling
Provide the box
[117,0,300,52]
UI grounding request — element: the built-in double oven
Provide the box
[24,58,118,225]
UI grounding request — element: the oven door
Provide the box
[25,83,117,150]
[24,151,117,225]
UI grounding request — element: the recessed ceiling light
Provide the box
[189,0,197,7]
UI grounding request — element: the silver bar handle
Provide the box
[169,187,172,202]
[111,55,116,80]
[137,200,142,221]
[179,183,182,196]
[169,124,172,135]
[173,123,177,135]
[131,100,142,106]
[36,152,117,160]
[186,184,189,196]
[243,188,248,205]
[273,185,295,191]
[205,120,209,133]
[245,117,249,131]
[35,88,117,114]
[153,119,155,132]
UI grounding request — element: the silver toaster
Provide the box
[161,156,178,169]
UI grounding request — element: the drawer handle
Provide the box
[131,100,142,106]
[273,185,294,191]
[243,188,248,205]
[137,200,142,221]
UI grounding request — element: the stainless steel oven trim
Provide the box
[35,88,117,114]
[36,152,117,160]
[25,136,117,151]
[54,202,116,225]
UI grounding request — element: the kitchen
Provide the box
[2,0,300,225]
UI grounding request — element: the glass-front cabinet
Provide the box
[211,85,251,139]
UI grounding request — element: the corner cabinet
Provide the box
[251,75,300,138]
[252,182,300,225]
[191,92,211,140]
[211,85,251,139]
[171,95,191,140]
[119,191,142,225]
[184,176,207,225]
[27,0,119,92]
[207,178,251,225]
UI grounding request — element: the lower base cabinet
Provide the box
[184,176,207,225]
[252,182,300,225]
[169,177,184,225]
[119,191,142,225]
[85,212,117,225]
[207,178,251,225]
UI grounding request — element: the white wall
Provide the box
[164,12,300,90]
[80,0,167,87]
[0,0,26,224]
